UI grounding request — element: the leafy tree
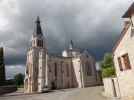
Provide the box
[102,67,116,78]
[0,47,5,86]
[100,53,114,69]
[12,73,24,86]
[100,53,116,78]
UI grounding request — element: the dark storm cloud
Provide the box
[0,0,132,67]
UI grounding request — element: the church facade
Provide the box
[24,16,100,93]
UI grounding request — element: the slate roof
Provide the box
[34,16,43,35]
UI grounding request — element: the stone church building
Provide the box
[24,16,100,93]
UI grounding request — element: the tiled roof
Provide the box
[122,2,134,18]
[112,21,131,53]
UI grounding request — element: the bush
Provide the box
[102,67,116,78]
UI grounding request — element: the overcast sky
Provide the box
[0,0,132,79]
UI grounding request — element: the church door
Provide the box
[51,81,56,90]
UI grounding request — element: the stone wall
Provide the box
[1,85,17,95]
[113,24,134,100]
[103,77,120,98]
[47,56,73,89]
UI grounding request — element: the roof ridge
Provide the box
[112,21,131,53]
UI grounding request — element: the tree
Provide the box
[0,47,5,86]
[102,67,116,78]
[100,53,116,78]
[12,73,24,86]
[100,53,114,69]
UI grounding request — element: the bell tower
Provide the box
[24,16,46,93]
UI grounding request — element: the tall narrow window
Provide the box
[55,63,57,77]
[117,57,123,71]
[41,41,43,47]
[39,40,41,47]
[49,64,51,72]
[67,64,69,77]
[37,40,39,47]
[67,81,69,88]
[34,41,35,46]
[86,62,92,76]
[122,53,131,70]
[30,41,32,47]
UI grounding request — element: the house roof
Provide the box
[122,2,134,18]
[112,21,131,53]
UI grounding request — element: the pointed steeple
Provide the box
[35,16,41,24]
[34,15,43,35]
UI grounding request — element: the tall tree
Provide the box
[100,53,115,78]
[12,73,24,86]
[100,53,114,69]
[0,47,5,86]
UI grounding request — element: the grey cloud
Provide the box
[0,0,132,67]
[6,65,25,79]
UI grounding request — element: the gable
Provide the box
[79,51,95,61]
[112,21,131,53]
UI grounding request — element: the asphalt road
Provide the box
[0,86,106,100]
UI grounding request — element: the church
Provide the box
[24,16,101,93]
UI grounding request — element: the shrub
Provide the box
[102,67,116,78]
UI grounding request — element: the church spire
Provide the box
[69,40,73,50]
[34,15,43,35]
[35,15,40,24]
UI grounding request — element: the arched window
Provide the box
[55,63,57,77]
[86,62,92,76]
[67,64,69,77]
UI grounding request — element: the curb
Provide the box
[0,92,42,97]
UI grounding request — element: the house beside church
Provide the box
[24,16,101,93]
[104,3,134,100]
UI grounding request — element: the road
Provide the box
[0,86,106,100]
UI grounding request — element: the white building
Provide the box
[24,16,101,93]
[104,3,134,100]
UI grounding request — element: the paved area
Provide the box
[0,86,106,100]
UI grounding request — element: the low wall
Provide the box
[103,77,120,98]
[0,85,17,95]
